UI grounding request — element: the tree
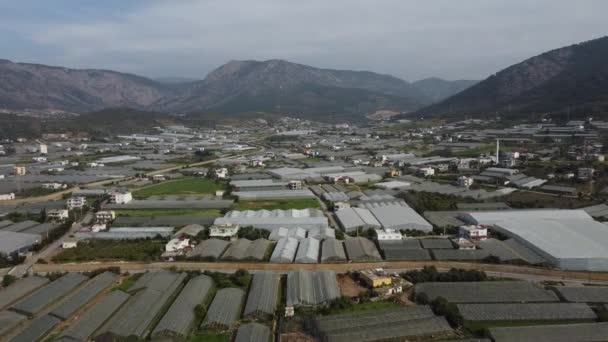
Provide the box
[2,274,16,287]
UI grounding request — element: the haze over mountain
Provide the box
[0,58,477,119]
[412,78,478,104]
[414,36,608,120]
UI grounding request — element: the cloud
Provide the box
[3,0,608,80]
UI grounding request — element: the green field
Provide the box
[115,208,222,217]
[133,178,224,197]
[53,240,164,262]
[188,332,231,342]
[234,198,320,210]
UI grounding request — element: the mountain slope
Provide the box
[412,77,478,103]
[414,36,608,119]
[155,59,430,117]
[0,59,173,112]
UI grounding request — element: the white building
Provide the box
[62,239,78,249]
[165,238,190,252]
[95,210,116,223]
[32,157,47,163]
[39,144,48,154]
[111,191,133,204]
[375,229,403,241]
[209,224,240,238]
[458,176,474,188]
[47,209,69,221]
[0,193,15,201]
[416,166,435,177]
[67,196,86,210]
[42,183,67,190]
[214,168,229,179]
[13,166,26,176]
[459,225,488,241]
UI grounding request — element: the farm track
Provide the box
[33,260,608,283]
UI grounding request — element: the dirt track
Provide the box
[32,260,608,282]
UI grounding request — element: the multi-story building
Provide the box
[459,225,488,241]
[458,176,474,188]
[47,209,69,221]
[67,196,86,210]
[13,166,26,175]
[578,167,595,180]
[111,191,133,204]
[95,210,116,223]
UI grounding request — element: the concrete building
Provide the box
[13,165,26,176]
[360,269,392,288]
[67,196,87,210]
[47,209,69,221]
[111,191,133,204]
[165,238,190,252]
[95,211,116,223]
[458,176,474,188]
[209,224,240,238]
[459,225,488,241]
[578,167,595,180]
[0,193,15,201]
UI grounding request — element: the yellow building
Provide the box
[360,269,392,288]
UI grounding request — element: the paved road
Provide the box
[32,260,608,284]
[10,212,93,277]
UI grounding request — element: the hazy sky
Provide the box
[1,0,607,81]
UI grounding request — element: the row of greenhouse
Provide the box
[0,269,341,341]
[188,236,383,263]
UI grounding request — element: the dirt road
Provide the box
[32,260,608,283]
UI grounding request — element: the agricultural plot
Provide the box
[133,178,224,198]
[415,281,559,304]
[106,199,233,210]
[153,274,214,339]
[202,287,245,331]
[313,307,453,342]
[235,323,272,342]
[270,237,299,263]
[380,240,431,261]
[287,270,340,307]
[50,272,118,320]
[114,209,222,217]
[321,239,347,263]
[221,239,272,261]
[11,273,88,317]
[98,271,187,339]
[0,276,49,310]
[488,322,608,342]
[0,310,26,336]
[243,272,279,320]
[9,314,60,342]
[60,290,130,341]
[457,303,597,323]
[188,239,231,260]
[53,240,164,262]
[554,286,608,303]
[343,237,382,262]
[420,238,454,249]
[234,198,320,210]
[430,249,490,261]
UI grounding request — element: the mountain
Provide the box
[0,58,434,120]
[155,59,430,119]
[412,77,478,103]
[154,77,200,84]
[0,59,173,112]
[414,36,608,120]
